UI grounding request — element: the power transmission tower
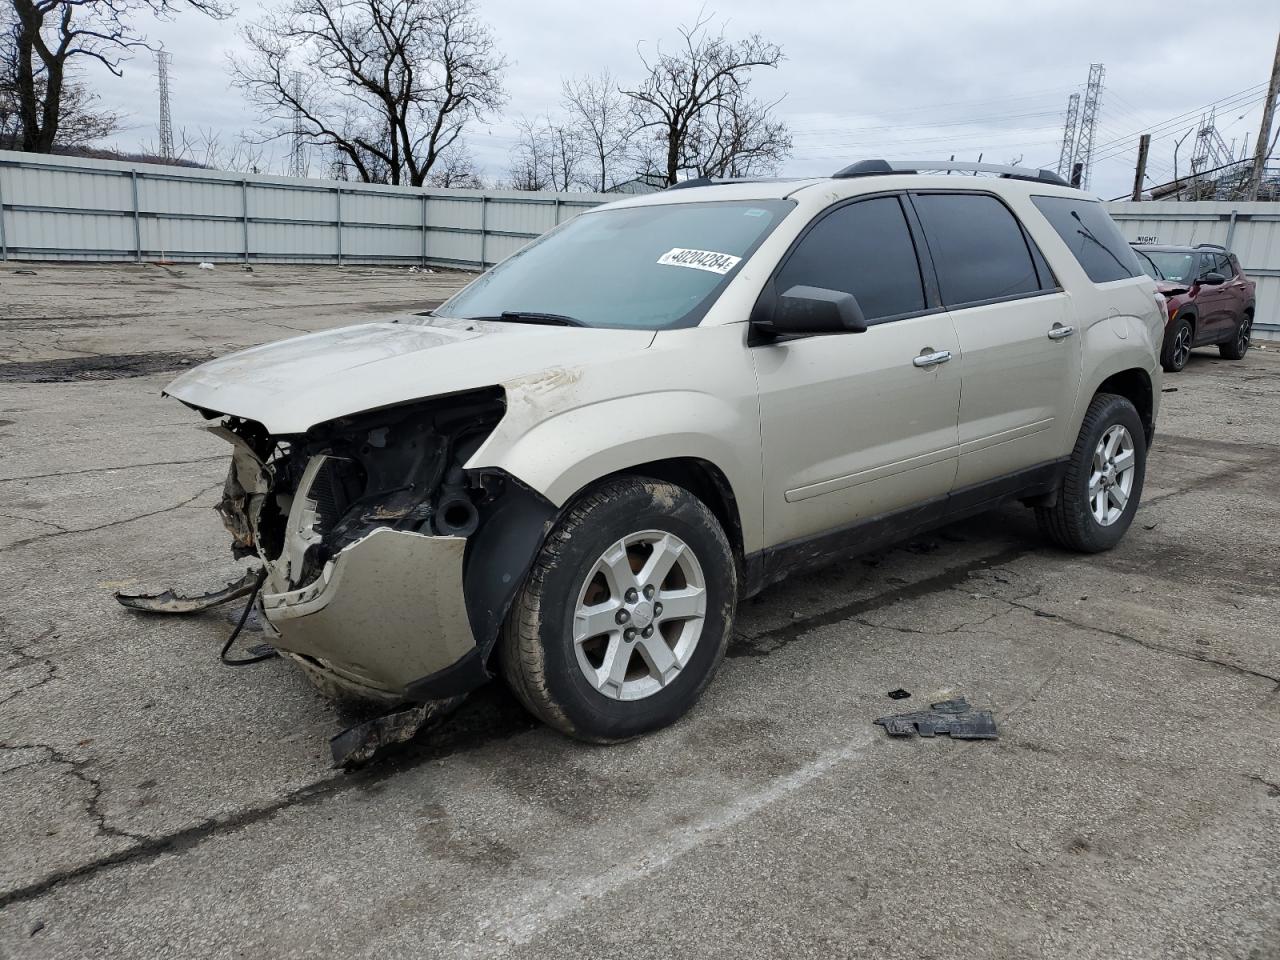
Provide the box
[1072,63,1105,191]
[1056,92,1080,177]
[155,51,174,161]
[1190,109,1232,172]
[288,72,308,178]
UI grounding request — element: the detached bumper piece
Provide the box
[874,697,998,740]
[115,568,262,614]
[261,528,480,703]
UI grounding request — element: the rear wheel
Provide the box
[1219,312,1252,360]
[1161,315,1193,372]
[500,477,736,742]
[1036,393,1146,553]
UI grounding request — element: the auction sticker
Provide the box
[657,248,742,275]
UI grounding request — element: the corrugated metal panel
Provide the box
[0,151,612,267]
[1107,201,1280,338]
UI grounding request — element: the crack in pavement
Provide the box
[0,693,537,910]
[0,455,225,484]
[1000,598,1280,687]
[0,743,146,848]
[0,625,58,708]
[0,482,221,553]
[727,543,1034,659]
[0,513,68,532]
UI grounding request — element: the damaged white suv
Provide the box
[159,160,1163,742]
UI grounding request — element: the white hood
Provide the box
[164,314,656,434]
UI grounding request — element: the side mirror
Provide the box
[766,285,868,335]
[1199,272,1226,286]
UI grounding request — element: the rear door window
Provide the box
[1216,253,1234,277]
[1030,195,1143,284]
[911,193,1045,308]
[774,195,926,323]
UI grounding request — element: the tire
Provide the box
[1036,393,1147,553]
[1161,315,1194,372]
[500,476,736,743]
[1219,312,1252,360]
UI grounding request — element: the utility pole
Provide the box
[1131,133,1151,201]
[155,50,174,161]
[1245,30,1280,201]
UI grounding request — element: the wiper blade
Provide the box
[471,311,585,327]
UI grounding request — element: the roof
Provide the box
[592,159,1089,213]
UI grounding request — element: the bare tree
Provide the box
[623,13,788,186]
[506,113,583,191]
[561,69,632,192]
[230,0,507,187]
[685,88,790,179]
[4,0,229,153]
[1,66,122,150]
[426,140,483,188]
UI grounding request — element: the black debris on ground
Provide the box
[875,697,998,740]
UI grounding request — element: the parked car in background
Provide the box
[1132,243,1256,372]
[155,160,1164,743]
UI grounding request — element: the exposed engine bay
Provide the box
[216,387,506,593]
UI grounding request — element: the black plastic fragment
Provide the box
[874,697,998,740]
[887,688,912,700]
[331,705,434,768]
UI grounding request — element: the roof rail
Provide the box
[666,177,715,191]
[831,159,1071,187]
[664,175,804,191]
[1194,242,1227,251]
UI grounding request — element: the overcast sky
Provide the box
[93,0,1280,199]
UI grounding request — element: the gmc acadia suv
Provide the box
[156,159,1164,742]
[1132,242,1256,372]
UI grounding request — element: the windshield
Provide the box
[1138,250,1197,284]
[440,199,795,329]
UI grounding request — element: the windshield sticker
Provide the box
[744,208,769,217]
[657,248,742,275]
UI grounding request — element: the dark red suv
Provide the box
[1132,243,1256,372]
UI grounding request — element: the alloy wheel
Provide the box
[1089,424,1136,527]
[572,530,708,701]
[1172,325,1192,369]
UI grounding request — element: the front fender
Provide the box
[471,391,763,553]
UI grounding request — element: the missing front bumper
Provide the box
[261,527,480,701]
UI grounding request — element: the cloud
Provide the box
[92,0,1279,197]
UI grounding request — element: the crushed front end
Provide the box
[206,389,519,704]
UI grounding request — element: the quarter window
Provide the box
[912,193,1044,308]
[1031,195,1143,284]
[774,196,926,323]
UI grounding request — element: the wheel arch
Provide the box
[1174,304,1198,335]
[597,456,746,583]
[1093,368,1155,444]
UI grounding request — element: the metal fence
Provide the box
[0,150,610,270]
[1106,200,1280,339]
[2,153,1276,340]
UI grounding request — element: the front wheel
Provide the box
[1219,313,1252,360]
[1036,393,1147,553]
[500,477,736,742]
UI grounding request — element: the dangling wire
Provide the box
[219,568,277,666]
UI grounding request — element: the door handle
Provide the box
[913,349,952,368]
[1047,324,1075,340]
